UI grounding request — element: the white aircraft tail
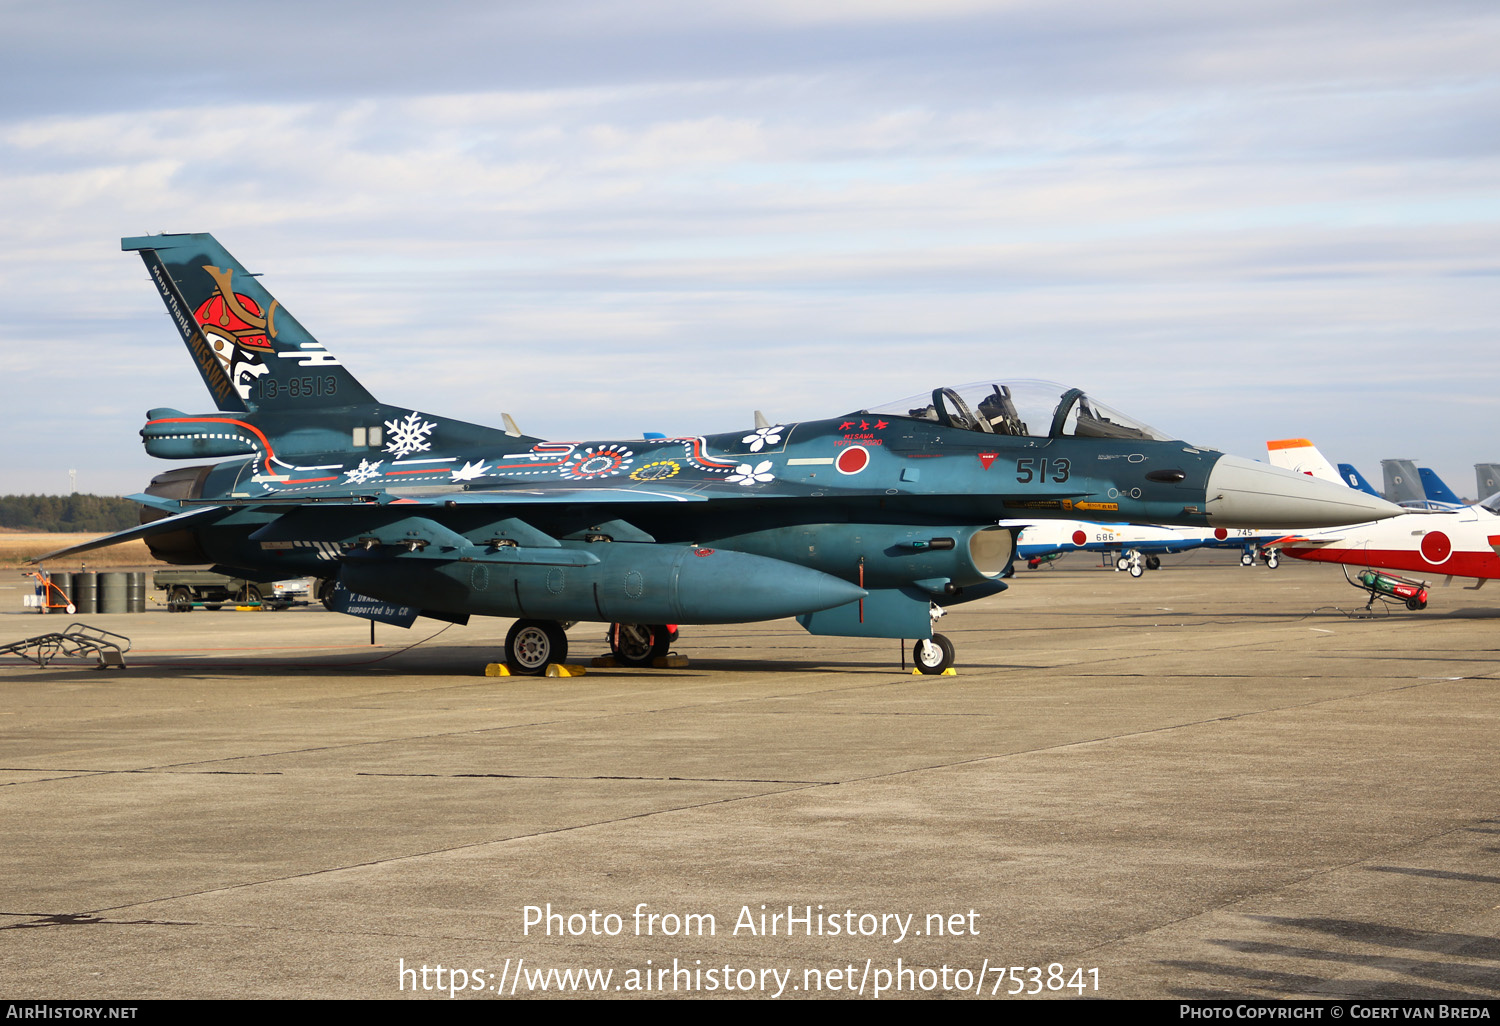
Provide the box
[1267,438,1344,484]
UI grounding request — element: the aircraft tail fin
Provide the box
[1476,463,1500,502]
[1381,458,1423,504]
[1337,464,1381,496]
[1266,438,1342,483]
[1418,467,1463,506]
[122,233,377,413]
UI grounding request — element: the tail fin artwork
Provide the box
[1417,467,1464,506]
[1381,459,1423,504]
[126,233,533,465]
[123,233,377,413]
[1266,439,1343,483]
[1477,464,1500,501]
[1338,464,1381,496]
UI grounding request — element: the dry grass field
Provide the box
[0,533,161,570]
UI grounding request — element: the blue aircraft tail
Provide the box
[1338,464,1381,496]
[1418,467,1463,505]
[123,233,378,413]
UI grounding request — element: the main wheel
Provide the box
[505,620,568,675]
[1115,556,1130,571]
[913,633,956,675]
[169,586,193,612]
[317,578,338,611]
[1145,556,1161,570]
[1241,552,1254,566]
[609,623,671,667]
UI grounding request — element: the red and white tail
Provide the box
[1266,438,1343,484]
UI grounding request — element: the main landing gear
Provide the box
[607,622,677,667]
[1242,546,1280,569]
[503,620,684,674]
[504,619,569,675]
[1113,550,1159,577]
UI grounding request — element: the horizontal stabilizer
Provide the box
[27,506,229,563]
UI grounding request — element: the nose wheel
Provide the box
[913,633,956,675]
[505,619,569,675]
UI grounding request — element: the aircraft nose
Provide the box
[1204,454,1405,528]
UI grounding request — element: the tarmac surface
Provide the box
[2,555,1498,1000]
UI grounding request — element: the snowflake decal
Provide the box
[561,444,635,480]
[344,459,384,484]
[384,411,436,457]
[741,425,785,452]
[726,460,775,486]
[450,460,491,482]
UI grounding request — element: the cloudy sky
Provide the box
[3,0,1497,499]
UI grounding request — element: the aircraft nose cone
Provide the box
[1204,454,1405,528]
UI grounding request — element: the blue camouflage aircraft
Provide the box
[33,234,1403,674]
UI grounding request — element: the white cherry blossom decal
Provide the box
[726,460,775,486]
[742,425,784,452]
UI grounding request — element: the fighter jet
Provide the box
[33,234,1403,674]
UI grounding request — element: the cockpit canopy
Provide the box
[862,380,1172,441]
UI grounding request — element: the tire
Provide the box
[1241,553,1254,566]
[505,620,569,675]
[1145,556,1161,570]
[1129,563,1143,578]
[913,633,956,675]
[1115,556,1130,571]
[317,579,338,611]
[241,585,264,606]
[1406,598,1426,611]
[1265,554,1279,569]
[169,587,193,612]
[609,623,671,667]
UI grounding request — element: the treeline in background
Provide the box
[0,495,139,533]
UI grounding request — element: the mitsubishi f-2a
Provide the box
[35,234,1404,674]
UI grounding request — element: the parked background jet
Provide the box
[33,234,1404,673]
[1418,467,1466,508]
[1339,464,1383,497]
[1266,440,1500,598]
[1011,520,1282,575]
[1382,459,1425,505]
[1477,464,1500,500]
